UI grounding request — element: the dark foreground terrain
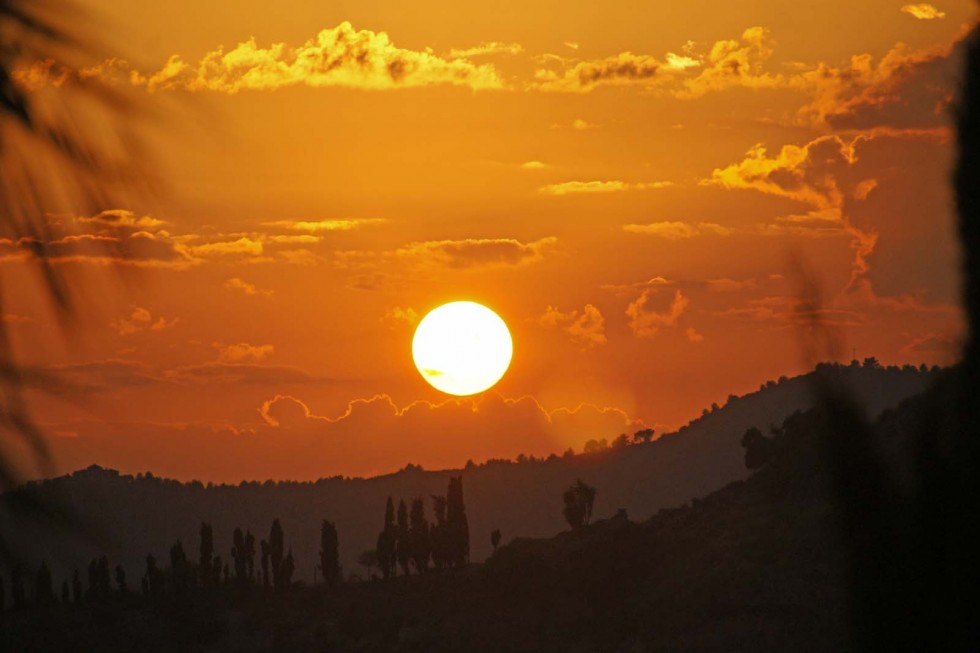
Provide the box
[4,368,959,653]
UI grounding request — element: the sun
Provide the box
[412,301,513,396]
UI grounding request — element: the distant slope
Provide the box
[3,363,939,586]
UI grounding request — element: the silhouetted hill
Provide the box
[1,364,948,652]
[2,362,939,589]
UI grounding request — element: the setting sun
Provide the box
[412,301,513,396]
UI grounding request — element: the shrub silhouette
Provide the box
[490,529,501,553]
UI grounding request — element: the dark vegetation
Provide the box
[0,362,937,588]
[0,367,964,652]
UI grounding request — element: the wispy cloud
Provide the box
[539,180,672,195]
[623,221,732,239]
[627,289,689,338]
[396,237,556,268]
[900,3,946,19]
[226,278,273,297]
[449,42,524,58]
[538,304,607,348]
[261,218,387,232]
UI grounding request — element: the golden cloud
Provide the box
[135,22,505,92]
[900,3,946,19]
[396,237,557,268]
[626,289,689,338]
[110,307,178,336]
[261,218,387,232]
[225,278,273,296]
[623,221,733,239]
[538,304,608,348]
[794,36,963,129]
[539,180,672,195]
[675,27,780,98]
[216,342,275,363]
[448,42,524,58]
[535,51,663,92]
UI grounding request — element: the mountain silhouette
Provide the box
[3,363,938,586]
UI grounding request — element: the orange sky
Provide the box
[3,0,975,482]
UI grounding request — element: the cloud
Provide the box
[47,391,647,481]
[685,327,705,343]
[535,51,662,92]
[794,36,963,129]
[46,359,163,392]
[110,307,178,335]
[382,306,420,328]
[185,236,264,257]
[533,26,785,97]
[572,118,597,130]
[676,27,781,98]
[216,342,275,363]
[901,333,958,354]
[538,304,607,348]
[702,129,952,305]
[163,362,315,385]
[540,180,672,195]
[78,209,168,230]
[449,42,524,58]
[900,3,946,19]
[520,161,549,170]
[396,237,556,269]
[623,221,732,239]
[626,289,689,338]
[134,22,504,92]
[714,296,864,327]
[226,277,273,296]
[260,218,386,232]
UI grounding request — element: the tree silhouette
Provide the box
[268,519,286,590]
[563,479,597,530]
[430,494,449,569]
[199,522,214,587]
[143,554,163,596]
[86,555,111,601]
[358,549,379,579]
[409,497,430,573]
[10,564,24,608]
[318,520,341,587]
[260,540,270,589]
[60,579,68,605]
[169,541,190,593]
[633,428,656,443]
[446,476,470,567]
[34,561,53,606]
[396,499,411,576]
[490,529,501,553]
[245,529,255,581]
[0,575,4,610]
[377,497,397,578]
[115,565,127,595]
[71,569,82,603]
[231,527,248,584]
[281,549,295,588]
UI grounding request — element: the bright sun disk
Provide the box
[412,301,513,396]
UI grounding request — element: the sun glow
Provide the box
[412,301,513,396]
